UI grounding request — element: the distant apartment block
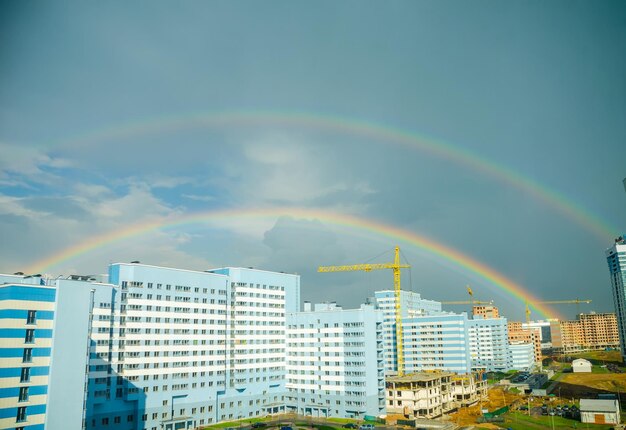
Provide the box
[549,312,619,353]
[579,312,619,350]
[508,321,542,364]
[607,236,626,362]
[285,302,385,418]
[373,290,441,375]
[403,313,471,374]
[522,320,553,349]
[473,305,499,319]
[509,342,535,370]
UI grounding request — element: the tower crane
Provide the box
[525,299,592,323]
[318,246,410,376]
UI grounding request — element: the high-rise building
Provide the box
[0,274,114,430]
[0,278,56,430]
[373,290,441,374]
[285,302,385,418]
[402,313,471,374]
[467,318,511,372]
[85,262,300,430]
[548,313,619,354]
[579,312,619,350]
[607,236,626,362]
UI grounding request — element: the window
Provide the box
[24,329,34,343]
[26,310,36,325]
[102,417,109,425]
[20,367,30,383]
[18,387,28,402]
[16,406,27,422]
[22,348,32,363]
[114,416,121,424]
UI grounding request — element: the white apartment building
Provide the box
[509,342,534,371]
[285,302,385,418]
[373,290,442,374]
[86,262,299,430]
[468,317,511,372]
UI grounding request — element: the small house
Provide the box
[580,399,620,425]
[572,358,592,373]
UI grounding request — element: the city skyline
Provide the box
[1,2,626,321]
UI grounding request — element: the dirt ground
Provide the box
[449,387,523,427]
[558,372,626,394]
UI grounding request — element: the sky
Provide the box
[1,1,625,321]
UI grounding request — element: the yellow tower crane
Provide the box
[318,246,410,376]
[525,299,592,323]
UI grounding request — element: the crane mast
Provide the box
[318,246,410,376]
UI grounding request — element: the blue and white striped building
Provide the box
[0,278,54,430]
[373,290,442,374]
[403,312,472,374]
[0,274,106,430]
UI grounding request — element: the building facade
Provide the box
[467,318,511,372]
[373,290,441,375]
[508,321,542,364]
[0,274,110,430]
[509,342,534,371]
[549,312,619,353]
[385,373,455,419]
[0,280,55,430]
[607,237,626,362]
[579,313,619,350]
[85,263,300,430]
[402,313,471,374]
[522,320,552,349]
[285,303,385,418]
[472,305,499,319]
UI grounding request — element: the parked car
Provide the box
[359,425,375,430]
[280,426,293,430]
[342,424,357,429]
[252,423,267,428]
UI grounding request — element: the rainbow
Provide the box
[25,207,563,320]
[51,110,618,240]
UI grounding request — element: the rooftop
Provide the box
[387,372,455,383]
[579,399,619,413]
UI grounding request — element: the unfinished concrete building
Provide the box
[451,374,488,407]
[385,373,455,419]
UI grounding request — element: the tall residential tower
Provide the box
[607,236,626,363]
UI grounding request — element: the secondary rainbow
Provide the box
[51,110,618,240]
[25,207,562,320]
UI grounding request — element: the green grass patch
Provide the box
[325,418,355,424]
[504,411,614,430]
